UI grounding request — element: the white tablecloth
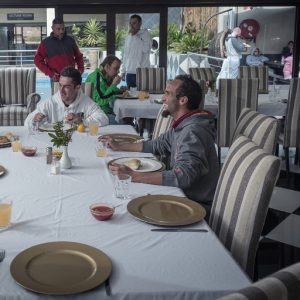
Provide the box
[113,85,289,122]
[0,126,250,300]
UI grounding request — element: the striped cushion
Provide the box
[189,67,217,92]
[0,105,29,126]
[152,105,173,139]
[232,108,280,154]
[218,78,259,147]
[238,66,269,94]
[218,262,300,300]
[53,82,93,97]
[136,67,166,93]
[0,67,39,126]
[283,78,300,148]
[0,68,36,105]
[209,135,281,278]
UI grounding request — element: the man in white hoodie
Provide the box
[120,14,152,88]
[24,67,108,129]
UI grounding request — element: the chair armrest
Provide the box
[27,93,41,112]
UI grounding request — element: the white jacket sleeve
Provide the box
[84,100,109,126]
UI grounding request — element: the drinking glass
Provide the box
[11,137,22,152]
[114,174,131,200]
[130,87,137,97]
[95,141,107,157]
[0,200,12,228]
[89,121,99,136]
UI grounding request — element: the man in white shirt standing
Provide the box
[121,14,152,88]
[24,67,108,129]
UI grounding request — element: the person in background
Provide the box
[120,14,152,88]
[216,27,249,89]
[283,55,293,79]
[34,18,84,83]
[24,67,108,129]
[281,41,293,79]
[281,41,293,61]
[100,75,219,213]
[246,47,269,66]
[85,55,127,124]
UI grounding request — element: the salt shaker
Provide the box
[51,157,61,175]
[46,147,53,164]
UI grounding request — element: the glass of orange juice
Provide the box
[96,141,107,157]
[11,139,22,152]
[89,121,99,136]
[0,200,12,228]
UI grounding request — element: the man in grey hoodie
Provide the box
[101,75,219,210]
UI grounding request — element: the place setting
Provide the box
[127,194,206,227]
[103,133,143,144]
[9,241,112,296]
[107,156,165,172]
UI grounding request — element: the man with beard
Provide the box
[34,18,84,83]
[100,75,219,211]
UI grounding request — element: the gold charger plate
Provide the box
[39,123,72,132]
[108,157,165,172]
[10,241,112,295]
[127,195,206,226]
[106,133,143,144]
[116,95,138,99]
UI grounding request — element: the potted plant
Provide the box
[48,121,76,169]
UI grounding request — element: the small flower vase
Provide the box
[60,145,72,169]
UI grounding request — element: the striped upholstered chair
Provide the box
[217,78,259,163]
[279,78,300,173]
[238,66,269,94]
[232,108,280,154]
[152,105,173,140]
[136,67,166,93]
[218,262,300,300]
[209,135,281,278]
[0,67,40,126]
[189,67,217,92]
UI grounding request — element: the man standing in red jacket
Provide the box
[34,18,84,82]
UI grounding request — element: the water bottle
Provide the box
[143,129,149,141]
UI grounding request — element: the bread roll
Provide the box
[127,159,141,170]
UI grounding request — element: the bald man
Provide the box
[216,27,249,89]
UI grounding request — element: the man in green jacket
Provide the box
[86,55,127,124]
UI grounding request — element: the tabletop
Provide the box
[0,125,250,300]
[113,85,289,123]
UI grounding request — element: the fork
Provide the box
[0,249,5,262]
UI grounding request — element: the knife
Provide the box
[151,228,208,232]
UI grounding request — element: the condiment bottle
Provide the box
[51,157,61,175]
[46,147,53,164]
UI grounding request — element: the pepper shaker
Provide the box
[46,147,53,164]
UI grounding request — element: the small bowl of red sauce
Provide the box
[90,203,115,221]
[21,146,37,157]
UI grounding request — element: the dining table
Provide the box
[113,85,289,124]
[0,125,250,300]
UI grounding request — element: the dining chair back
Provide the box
[152,105,173,140]
[238,66,269,94]
[218,262,300,300]
[280,78,300,173]
[53,82,93,97]
[217,78,259,161]
[0,67,40,126]
[136,67,166,93]
[232,108,280,154]
[209,135,281,278]
[189,67,217,92]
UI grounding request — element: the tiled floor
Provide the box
[257,170,300,279]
